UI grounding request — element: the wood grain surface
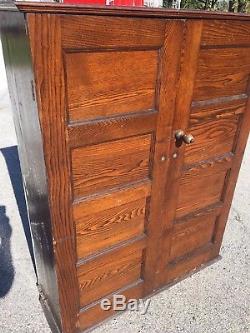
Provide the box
[156,18,250,290]
[77,238,145,307]
[74,183,150,259]
[155,20,204,285]
[169,215,216,261]
[190,99,246,125]
[68,111,157,148]
[65,50,158,122]
[23,10,250,333]
[61,16,165,49]
[27,14,80,333]
[201,20,250,46]
[193,48,250,101]
[71,134,152,199]
[184,118,239,164]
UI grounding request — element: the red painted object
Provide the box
[64,0,106,4]
[63,0,144,6]
[108,0,144,5]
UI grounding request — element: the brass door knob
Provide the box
[183,133,194,144]
[175,130,194,144]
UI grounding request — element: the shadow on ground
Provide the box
[0,205,14,297]
[0,146,35,273]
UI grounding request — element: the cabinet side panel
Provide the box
[0,9,61,331]
[27,13,80,333]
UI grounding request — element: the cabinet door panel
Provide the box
[176,170,227,219]
[61,16,166,49]
[189,99,246,126]
[77,240,145,307]
[156,19,250,289]
[28,12,250,332]
[64,20,159,329]
[28,13,183,332]
[71,134,152,199]
[201,20,250,46]
[193,48,250,101]
[169,215,216,261]
[74,183,150,259]
[65,50,158,122]
[184,118,238,165]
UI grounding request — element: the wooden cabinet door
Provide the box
[26,13,250,332]
[27,13,185,332]
[155,20,250,289]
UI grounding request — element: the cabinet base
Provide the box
[74,255,222,333]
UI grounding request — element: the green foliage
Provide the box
[163,0,250,12]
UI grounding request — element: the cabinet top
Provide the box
[12,2,250,21]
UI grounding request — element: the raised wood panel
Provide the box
[158,243,217,287]
[61,16,165,49]
[78,280,143,331]
[170,215,216,261]
[77,239,145,307]
[71,134,152,199]
[184,118,238,165]
[68,111,157,148]
[190,99,247,126]
[65,50,158,122]
[201,21,250,46]
[175,202,223,224]
[184,153,233,178]
[176,169,228,219]
[74,183,150,259]
[76,199,145,259]
[193,48,250,101]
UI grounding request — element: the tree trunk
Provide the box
[180,0,185,8]
[228,0,234,11]
[203,0,209,9]
[211,0,218,9]
[238,0,245,12]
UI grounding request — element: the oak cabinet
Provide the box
[1,3,250,333]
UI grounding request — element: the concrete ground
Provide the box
[0,40,249,333]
